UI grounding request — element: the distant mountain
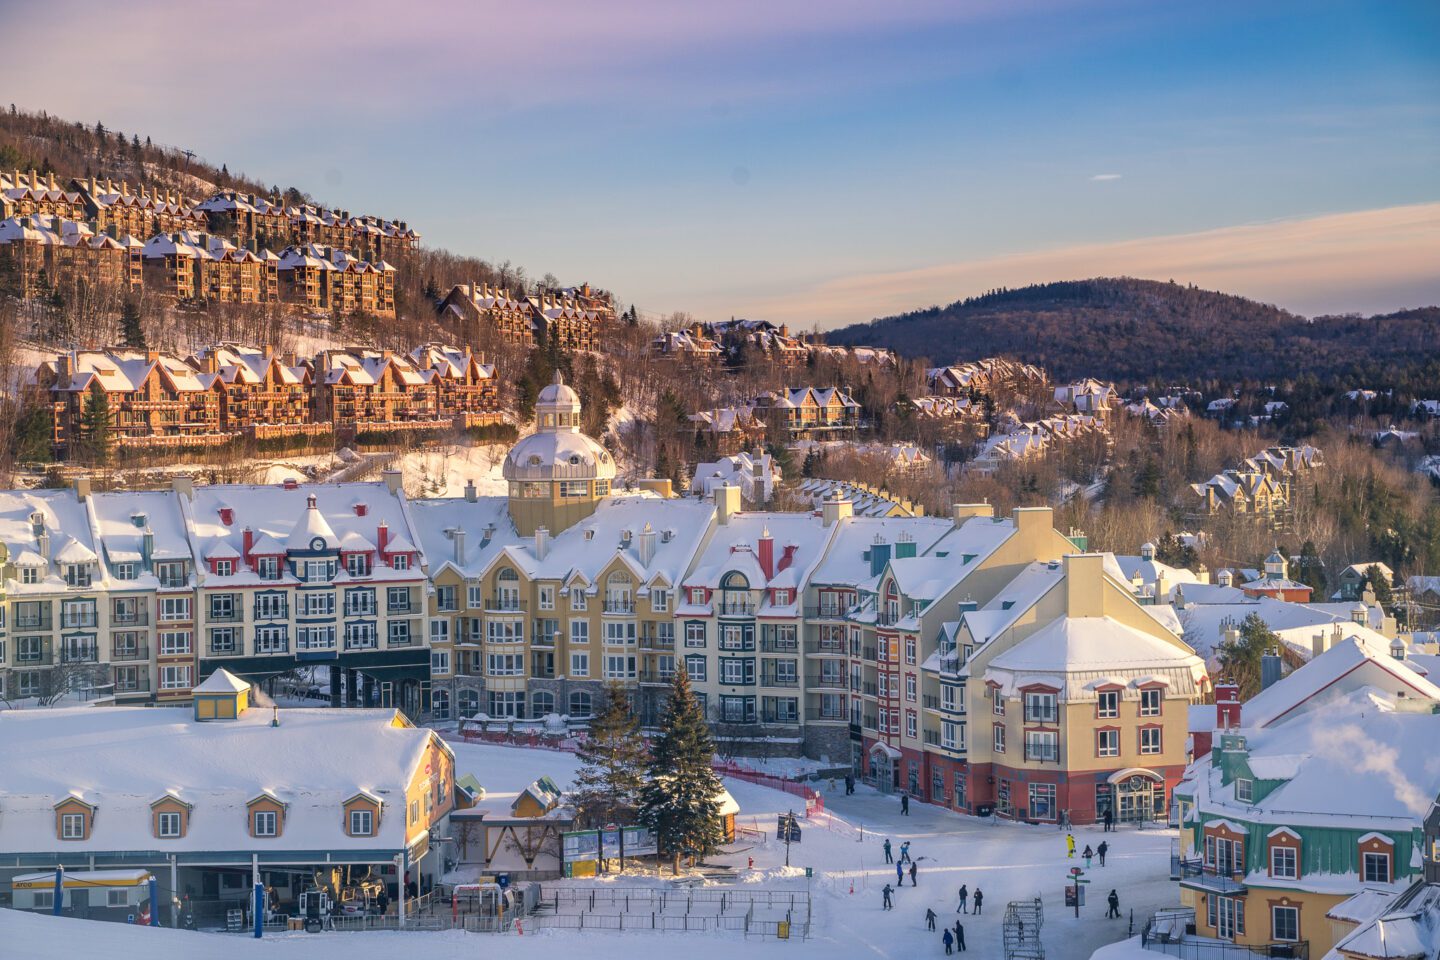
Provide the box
[826,278,1440,384]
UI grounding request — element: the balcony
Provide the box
[387,600,415,615]
[806,674,848,690]
[254,605,289,621]
[716,597,757,617]
[1024,744,1060,764]
[16,643,52,665]
[16,613,55,631]
[602,599,636,615]
[114,672,151,694]
[208,641,241,657]
[803,605,851,620]
[805,639,846,654]
[761,674,800,688]
[639,670,676,685]
[60,643,99,664]
[1175,858,1248,896]
[343,605,377,619]
[760,711,801,726]
[60,613,98,630]
[923,730,940,746]
[1139,907,1306,959]
[760,637,799,654]
[640,634,675,651]
[805,708,849,723]
[923,694,940,709]
[112,644,149,662]
[111,609,150,627]
[386,632,415,648]
[485,597,527,614]
[206,608,243,624]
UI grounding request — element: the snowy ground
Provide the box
[0,740,1181,959]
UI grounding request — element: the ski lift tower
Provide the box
[1003,897,1045,960]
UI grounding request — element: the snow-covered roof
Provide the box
[193,669,250,694]
[0,706,445,854]
[985,616,1205,689]
[808,515,954,588]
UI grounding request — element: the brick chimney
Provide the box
[376,521,389,556]
[757,527,774,580]
[242,527,254,568]
[1215,680,1241,729]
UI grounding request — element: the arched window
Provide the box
[605,570,634,613]
[721,572,750,591]
[569,691,593,718]
[531,691,555,716]
[430,689,450,720]
[458,688,481,718]
[498,568,519,582]
[496,568,520,610]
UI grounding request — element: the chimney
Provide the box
[242,527,255,568]
[282,477,299,491]
[172,475,194,500]
[353,501,367,517]
[1063,553,1106,618]
[142,528,154,565]
[1215,679,1241,730]
[778,544,798,573]
[218,506,234,526]
[1261,648,1283,689]
[376,521,389,556]
[37,529,51,560]
[464,480,477,503]
[1217,569,1233,588]
[715,484,740,525]
[535,526,550,562]
[638,523,657,566]
[822,494,853,527]
[72,477,91,502]
[453,528,467,566]
[382,468,403,495]
[758,527,775,580]
[1311,632,1328,660]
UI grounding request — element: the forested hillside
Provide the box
[827,278,1440,384]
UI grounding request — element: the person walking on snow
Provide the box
[1066,833,1076,859]
[1103,808,1114,832]
[909,862,918,887]
[884,838,894,863]
[926,908,937,931]
[954,920,966,952]
[897,861,905,885]
[882,884,894,910]
[957,884,968,913]
[973,888,984,915]
[942,929,954,955]
[1097,840,1109,866]
[901,793,910,815]
[1083,844,1094,869]
[1106,889,1120,919]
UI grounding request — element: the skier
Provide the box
[901,841,912,863]
[1106,889,1120,919]
[1083,844,1094,869]
[957,884,968,913]
[954,920,966,952]
[1097,840,1109,867]
[973,888,984,915]
[1066,833,1076,859]
[882,884,894,910]
[1103,808,1114,832]
[884,838,894,863]
[897,861,905,886]
[901,793,910,815]
[909,862,918,887]
[942,928,954,955]
[926,907,938,931]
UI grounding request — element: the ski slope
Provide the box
[0,740,1179,959]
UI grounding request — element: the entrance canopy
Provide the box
[869,742,902,760]
[1107,767,1163,785]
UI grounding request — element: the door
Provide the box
[1117,775,1155,822]
[70,888,89,918]
[1216,896,1243,941]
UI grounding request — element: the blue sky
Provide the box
[9,0,1438,326]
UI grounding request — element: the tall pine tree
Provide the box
[119,299,146,349]
[638,666,725,874]
[78,390,113,466]
[571,682,648,827]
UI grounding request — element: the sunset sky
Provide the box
[8,0,1437,327]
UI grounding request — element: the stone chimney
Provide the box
[452,528,467,566]
[382,468,403,495]
[172,475,194,500]
[715,484,740,525]
[638,523,656,566]
[952,502,994,525]
[1063,553,1106,618]
[535,526,550,562]
[72,477,91,502]
[822,494,853,527]
[464,479,478,503]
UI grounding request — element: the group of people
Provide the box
[881,828,1121,954]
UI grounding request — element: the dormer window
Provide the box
[391,553,409,571]
[113,562,137,581]
[257,556,280,580]
[21,566,39,584]
[54,797,94,841]
[215,559,234,577]
[65,564,92,588]
[346,553,370,577]
[1235,778,1253,803]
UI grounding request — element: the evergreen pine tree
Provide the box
[78,390,112,466]
[638,666,725,874]
[1364,564,1394,605]
[571,682,649,827]
[119,299,146,349]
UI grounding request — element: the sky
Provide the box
[6,0,1438,328]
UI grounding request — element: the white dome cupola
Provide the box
[504,372,616,535]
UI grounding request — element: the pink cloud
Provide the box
[725,202,1440,327]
